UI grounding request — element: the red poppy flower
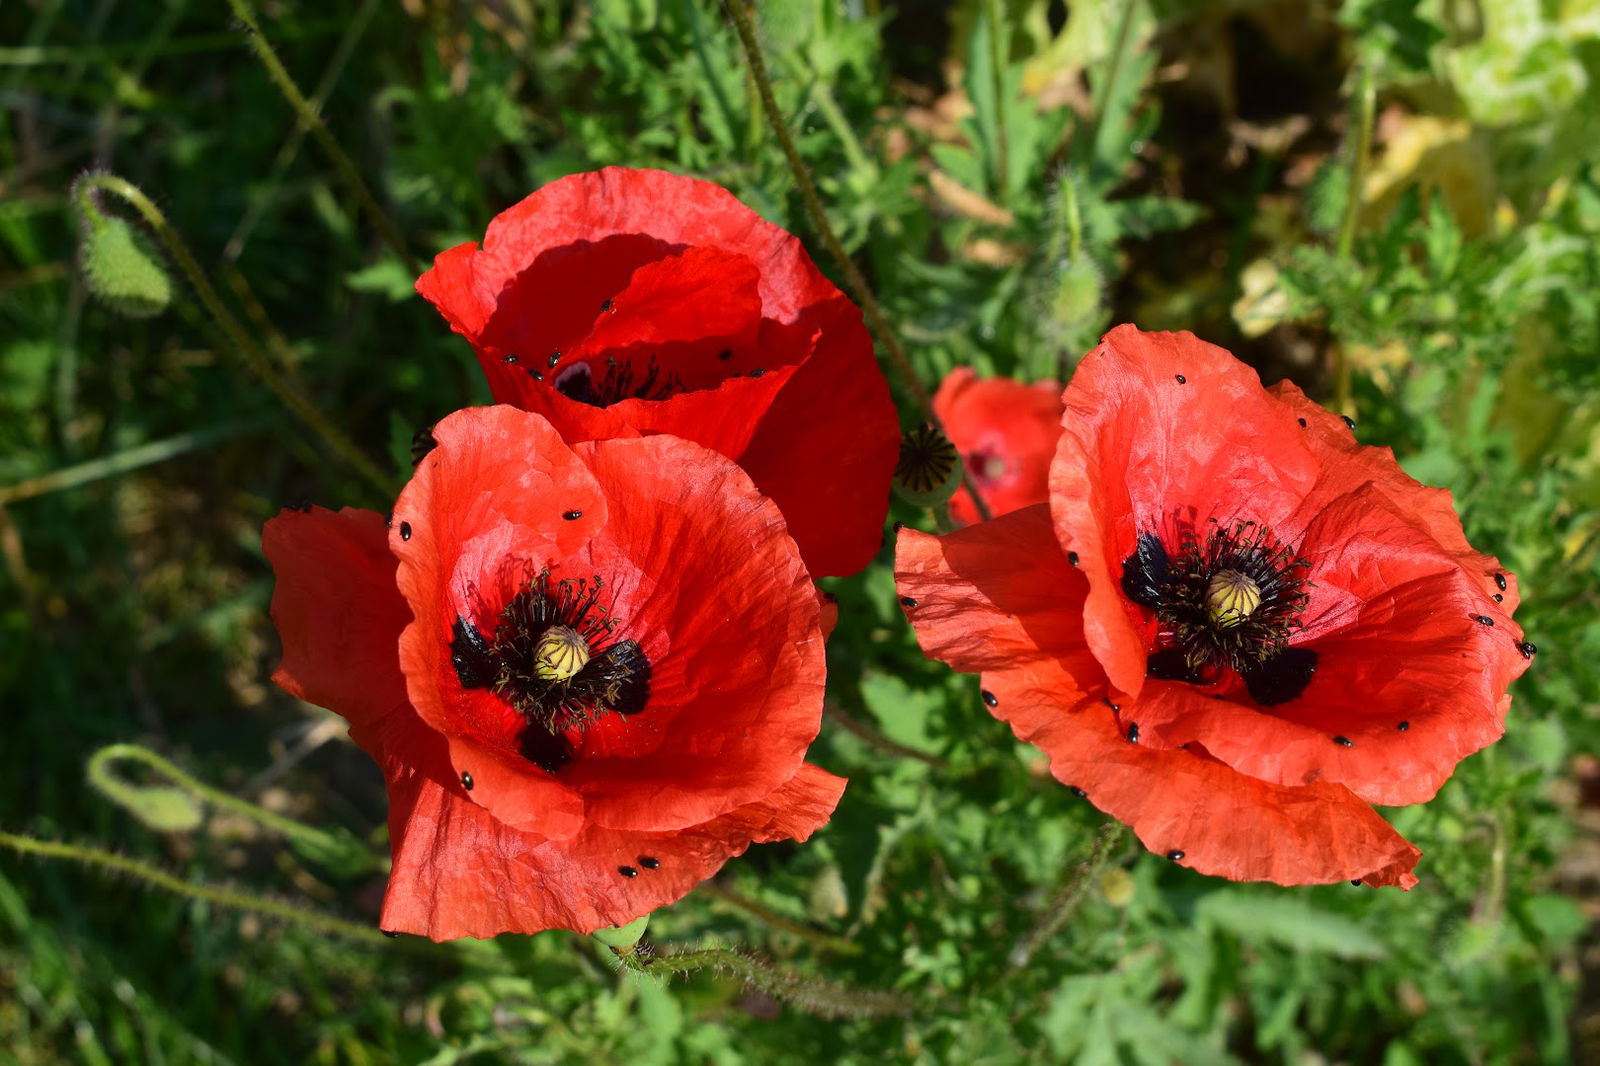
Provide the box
[415,167,899,579]
[265,406,844,939]
[897,326,1532,887]
[933,367,1064,525]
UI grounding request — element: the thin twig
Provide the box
[614,940,913,1018]
[824,700,950,769]
[224,0,420,276]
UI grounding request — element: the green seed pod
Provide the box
[80,215,173,318]
[1303,158,1350,238]
[893,423,962,509]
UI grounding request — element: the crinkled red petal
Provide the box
[379,748,846,940]
[895,503,1421,888]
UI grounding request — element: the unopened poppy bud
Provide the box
[894,423,961,508]
[1206,568,1262,628]
[79,214,173,318]
[590,913,649,951]
[533,625,590,681]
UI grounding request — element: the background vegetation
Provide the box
[3,0,1598,1062]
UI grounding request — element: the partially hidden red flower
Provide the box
[265,406,844,939]
[897,325,1532,888]
[415,167,900,578]
[933,367,1064,525]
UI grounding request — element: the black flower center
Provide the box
[895,423,958,495]
[553,355,684,407]
[1121,520,1317,705]
[450,570,652,772]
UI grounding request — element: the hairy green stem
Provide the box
[0,421,266,506]
[721,0,992,523]
[1084,0,1138,171]
[73,172,390,495]
[983,0,1009,203]
[224,0,420,277]
[0,829,389,944]
[696,881,860,955]
[1332,65,1375,418]
[1008,820,1125,970]
[824,701,950,769]
[615,941,912,1018]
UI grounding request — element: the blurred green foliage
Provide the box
[1,0,1596,1063]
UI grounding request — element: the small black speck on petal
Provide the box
[385,513,393,529]
[382,929,401,938]
[562,510,583,521]
[1397,720,1410,731]
[618,865,638,878]
[601,298,614,311]
[1494,572,1508,591]
[1126,722,1140,744]
[1067,551,1080,566]
[900,595,918,608]
[461,771,473,791]
[1351,879,1363,886]
[749,368,766,378]
[821,590,838,603]
[1174,373,1186,384]
[981,689,998,708]
[1474,615,1494,626]
[1068,786,1086,798]
[1341,414,1356,430]
[399,522,412,541]
[1166,850,1185,862]
[548,351,561,368]
[1493,593,1503,602]
[503,353,519,364]
[1298,418,1308,428]
[718,348,733,361]
[1334,735,1354,748]
[529,369,544,381]
[639,856,660,869]
[1105,698,1120,712]
[892,521,906,532]
[1518,641,1537,659]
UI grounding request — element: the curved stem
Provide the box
[73,173,391,496]
[721,0,992,523]
[695,881,860,955]
[86,743,344,854]
[615,941,912,1018]
[223,0,420,277]
[1333,65,1375,418]
[0,829,389,944]
[1008,820,1125,970]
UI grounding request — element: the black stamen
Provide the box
[1120,532,1171,609]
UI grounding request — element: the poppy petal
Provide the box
[556,434,826,832]
[934,367,1064,526]
[264,506,410,732]
[379,759,845,940]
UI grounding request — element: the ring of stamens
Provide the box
[451,569,651,772]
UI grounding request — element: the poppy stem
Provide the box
[71,173,392,497]
[824,701,951,770]
[0,829,391,944]
[695,881,860,955]
[222,0,421,278]
[85,743,384,874]
[1333,65,1375,418]
[614,941,914,1018]
[1007,819,1126,970]
[722,0,994,523]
